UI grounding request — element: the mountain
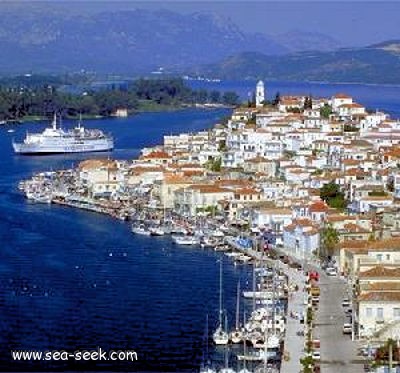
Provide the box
[0,6,287,74]
[370,40,400,53]
[273,30,343,52]
[187,45,400,84]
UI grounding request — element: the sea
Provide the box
[1,80,400,372]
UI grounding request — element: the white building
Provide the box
[331,93,353,111]
[283,218,320,258]
[256,80,265,107]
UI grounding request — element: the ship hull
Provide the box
[13,140,114,155]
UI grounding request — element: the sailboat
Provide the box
[200,315,216,373]
[238,311,252,373]
[213,260,229,345]
[230,280,243,344]
[218,344,235,373]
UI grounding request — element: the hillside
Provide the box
[188,46,400,84]
[0,6,287,74]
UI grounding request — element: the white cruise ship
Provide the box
[12,115,114,155]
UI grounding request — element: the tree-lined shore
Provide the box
[0,76,239,122]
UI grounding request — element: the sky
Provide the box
[5,1,400,46]
[63,0,400,47]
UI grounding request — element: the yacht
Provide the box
[171,235,199,245]
[131,224,151,236]
[213,261,229,345]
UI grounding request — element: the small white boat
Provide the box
[212,230,225,238]
[243,291,274,299]
[235,255,252,263]
[170,226,188,235]
[200,368,217,373]
[7,129,15,133]
[237,350,277,361]
[213,325,229,345]
[31,193,52,204]
[172,235,199,245]
[149,227,165,236]
[131,225,151,235]
[252,334,281,349]
[231,281,243,343]
[224,252,241,258]
[230,329,243,344]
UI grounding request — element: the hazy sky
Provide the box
[7,1,400,46]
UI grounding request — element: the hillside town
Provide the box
[20,81,400,372]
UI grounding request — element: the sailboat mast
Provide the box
[205,314,209,363]
[252,264,256,312]
[272,263,276,335]
[219,260,223,327]
[235,280,240,330]
[243,309,247,371]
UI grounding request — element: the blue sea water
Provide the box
[0,109,253,372]
[0,80,399,372]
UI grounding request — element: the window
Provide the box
[387,254,391,261]
[377,254,383,262]
[377,308,384,319]
[393,308,400,319]
[366,308,373,318]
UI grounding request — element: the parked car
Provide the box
[342,299,351,308]
[312,296,320,304]
[312,350,321,360]
[326,267,337,276]
[343,323,352,334]
[308,271,320,281]
[310,286,320,296]
[312,339,321,349]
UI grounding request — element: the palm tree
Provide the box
[320,223,339,258]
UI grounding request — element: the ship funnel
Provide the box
[52,113,57,130]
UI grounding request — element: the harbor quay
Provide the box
[19,84,400,372]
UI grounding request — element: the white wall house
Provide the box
[331,93,353,111]
[352,196,393,214]
[283,219,320,259]
[174,185,234,216]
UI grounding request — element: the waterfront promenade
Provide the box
[227,239,307,372]
[280,263,306,373]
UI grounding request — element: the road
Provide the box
[314,272,363,373]
[280,263,307,373]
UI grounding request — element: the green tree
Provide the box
[195,89,208,104]
[273,91,280,106]
[321,223,339,257]
[375,338,400,364]
[206,157,222,172]
[222,91,239,105]
[304,95,313,109]
[209,90,221,103]
[300,355,314,373]
[320,182,347,209]
[320,104,332,118]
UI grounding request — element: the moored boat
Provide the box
[172,235,199,245]
[131,224,151,235]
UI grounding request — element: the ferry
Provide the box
[12,114,113,155]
